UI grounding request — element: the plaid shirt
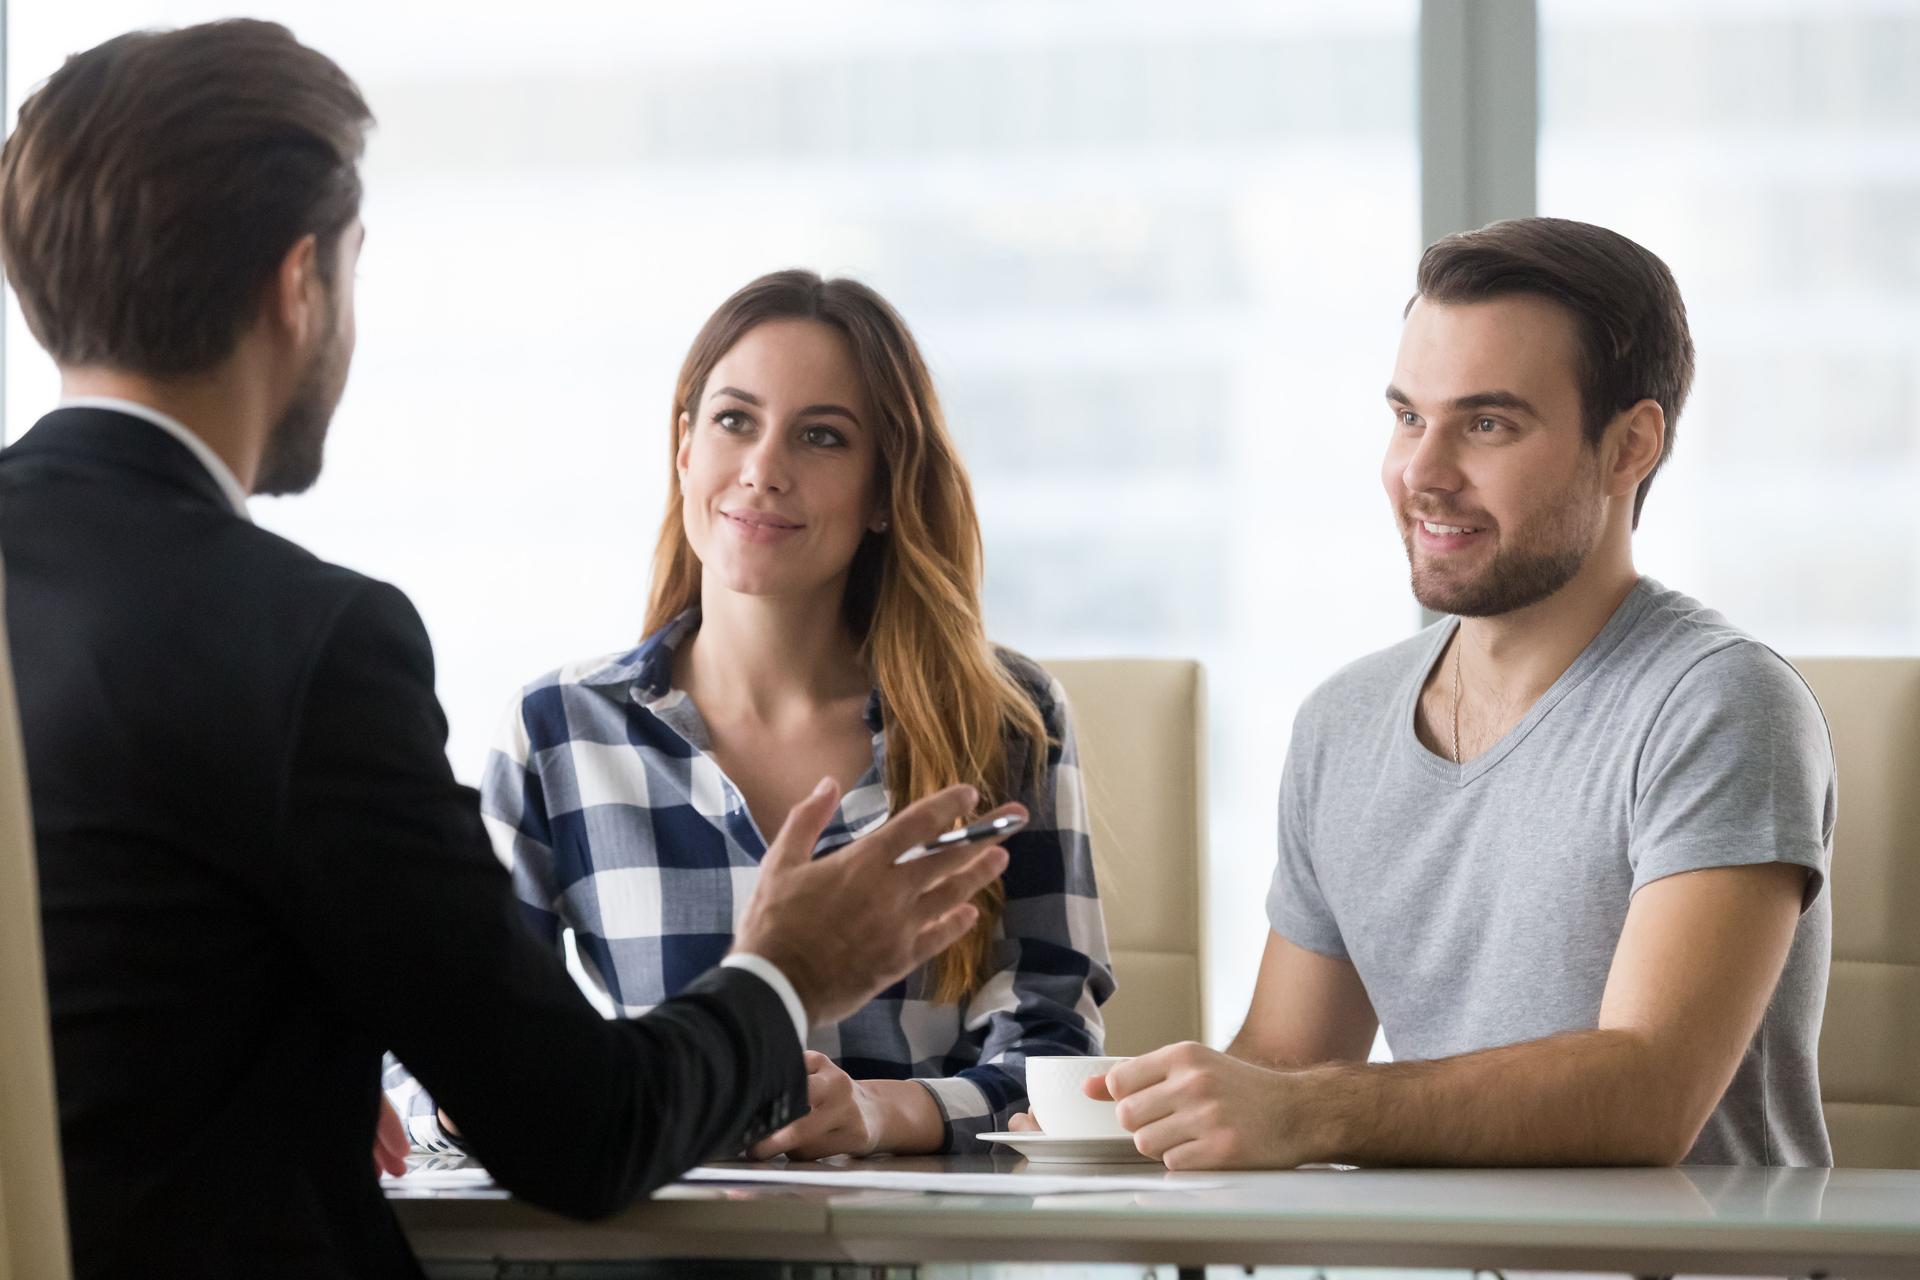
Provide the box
[386,610,1112,1153]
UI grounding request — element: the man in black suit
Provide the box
[0,22,1016,1279]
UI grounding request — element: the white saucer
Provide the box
[980,1131,1156,1164]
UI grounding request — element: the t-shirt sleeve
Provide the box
[1629,642,1835,908]
[1265,711,1349,958]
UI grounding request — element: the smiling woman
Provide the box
[383,270,1115,1160]
[675,316,883,601]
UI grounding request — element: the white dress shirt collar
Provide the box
[56,395,252,521]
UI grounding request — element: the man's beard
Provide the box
[1400,476,1605,619]
[253,317,348,498]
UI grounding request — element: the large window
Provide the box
[5,2,1422,1039]
[1540,0,1920,655]
[15,2,1909,1045]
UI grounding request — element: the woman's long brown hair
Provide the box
[645,269,1050,1005]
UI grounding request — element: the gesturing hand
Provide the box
[733,778,1019,1028]
[747,1051,882,1161]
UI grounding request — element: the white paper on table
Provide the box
[381,1167,496,1189]
[682,1165,1220,1196]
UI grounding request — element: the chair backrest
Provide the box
[1793,657,1920,1170]
[1041,659,1207,1056]
[0,561,73,1279]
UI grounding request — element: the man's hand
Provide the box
[747,1051,884,1160]
[373,1095,408,1177]
[733,779,1018,1028]
[1098,1042,1315,1170]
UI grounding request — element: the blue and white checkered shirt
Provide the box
[386,610,1113,1153]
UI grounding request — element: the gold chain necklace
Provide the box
[1450,635,1463,765]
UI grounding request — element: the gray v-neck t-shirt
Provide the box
[1266,577,1835,1166]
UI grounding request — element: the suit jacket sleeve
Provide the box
[275,579,807,1218]
[382,691,573,1156]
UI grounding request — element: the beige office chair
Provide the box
[1041,659,1207,1057]
[1795,658,1920,1170]
[0,561,73,1280]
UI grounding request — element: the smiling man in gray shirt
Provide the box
[1084,217,1834,1170]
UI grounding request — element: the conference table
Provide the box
[389,1155,1920,1278]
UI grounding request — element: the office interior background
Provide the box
[4,0,1916,1044]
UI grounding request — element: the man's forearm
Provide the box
[1226,1025,1372,1073]
[1299,1028,1708,1167]
[1226,1027,1312,1070]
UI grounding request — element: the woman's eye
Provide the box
[713,410,750,433]
[800,425,846,448]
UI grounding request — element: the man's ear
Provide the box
[269,233,323,347]
[1607,399,1666,501]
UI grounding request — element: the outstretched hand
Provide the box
[733,778,1020,1028]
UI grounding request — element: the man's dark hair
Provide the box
[0,20,372,377]
[1410,216,1694,527]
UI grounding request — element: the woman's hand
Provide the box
[372,1096,408,1177]
[748,1052,886,1160]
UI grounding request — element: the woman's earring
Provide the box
[873,517,890,533]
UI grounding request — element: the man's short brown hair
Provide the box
[0,20,372,377]
[1410,216,1695,527]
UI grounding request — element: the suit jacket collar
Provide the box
[2,407,241,517]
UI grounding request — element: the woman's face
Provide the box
[678,317,885,604]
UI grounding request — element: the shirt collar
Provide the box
[576,609,698,700]
[582,607,886,731]
[56,396,252,521]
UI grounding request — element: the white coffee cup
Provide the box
[1025,1056,1131,1139]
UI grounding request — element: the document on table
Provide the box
[380,1158,1222,1195]
[683,1165,1221,1195]
[381,1166,496,1189]
[380,1154,498,1190]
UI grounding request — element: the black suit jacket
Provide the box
[0,408,807,1279]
